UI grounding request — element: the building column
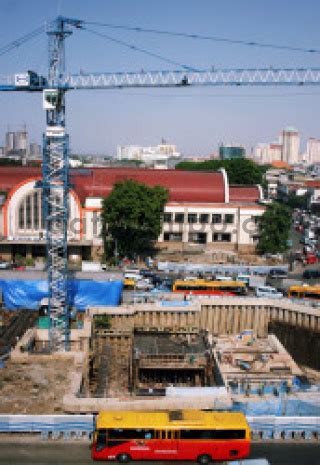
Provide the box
[26,244,32,259]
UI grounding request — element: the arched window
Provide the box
[17,190,42,232]
[17,190,72,233]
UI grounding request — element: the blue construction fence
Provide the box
[0,279,123,311]
[0,415,319,442]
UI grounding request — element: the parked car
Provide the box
[236,274,251,285]
[139,269,157,279]
[0,262,10,269]
[304,254,318,265]
[11,263,26,270]
[268,268,288,279]
[302,269,320,279]
[255,286,284,298]
[135,278,153,290]
[215,275,233,281]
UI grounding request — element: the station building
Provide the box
[0,166,265,263]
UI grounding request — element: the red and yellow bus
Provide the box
[92,409,251,463]
[172,279,247,296]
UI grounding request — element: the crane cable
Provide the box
[82,26,201,72]
[0,25,45,58]
[84,21,320,55]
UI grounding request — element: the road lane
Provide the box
[0,442,319,465]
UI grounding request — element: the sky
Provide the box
[1,0,320,156]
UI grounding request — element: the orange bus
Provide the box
[92,409,251,463]
[172,279,247,296]
[288,285,320,300]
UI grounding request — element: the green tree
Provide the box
[176,158,267,185]
[101,180,168,261]
[257,202,292,254]
[283,192,310,210]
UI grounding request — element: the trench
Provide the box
[268,321,320,371]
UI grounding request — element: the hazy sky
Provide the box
[1,0,320,156]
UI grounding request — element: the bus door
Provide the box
[152,429,179,460]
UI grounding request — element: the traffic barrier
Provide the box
[247,416,320,441]
[0,415,94,440]
[0,415,319,441]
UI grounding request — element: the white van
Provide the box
[255,286,283,298]
[124,271,141,280]
[236,274,251,285]
[215,275,233,281]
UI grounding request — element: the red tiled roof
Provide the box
[271,160,292,169]
[229,186,261,202]
[71,168,226,203]
[0,166,263,204]
[0,167,226,203]
[0,167,41,192]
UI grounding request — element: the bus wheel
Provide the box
[117,453,131,463]
[197,454,212,464]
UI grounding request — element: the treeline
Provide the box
[176,158,269,186]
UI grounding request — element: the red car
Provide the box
[305,254,318,265]
[12,263,26,271]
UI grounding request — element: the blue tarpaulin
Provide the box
[0,279,123,311]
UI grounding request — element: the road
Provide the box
[0,442,319,465]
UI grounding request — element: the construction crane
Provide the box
[1,16,320,351]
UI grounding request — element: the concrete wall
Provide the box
[90,298,320,340]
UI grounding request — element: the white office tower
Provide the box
[280,127,300,165]
[255,143,269,164]
[306,138,320,165]
[116,143,181,169]
[255,142,282,164]
[14,129,28,151]
[29,142,42,159]
[5,131,15,153]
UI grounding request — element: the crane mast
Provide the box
[41,17,81,351]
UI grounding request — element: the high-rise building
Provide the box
[5,131,15,154]
[15,129,28,151]
[280,127,300,165]
[29,142,42,159]
[219,144,245,160]
[116,143,181,169]
[306,138,320,165]
[255,143,282,164]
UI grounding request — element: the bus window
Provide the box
[157,430,165,440]
[305,292,320,300]
[180,429,246,440]
[108,428,155,440]
[289,291,300,298]
[214,429,246,440]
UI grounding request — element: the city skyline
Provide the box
[1,0,320,155]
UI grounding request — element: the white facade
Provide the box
[0,181,265,259]
[4,180,81,242]
[116,143,181,169]
[255,143,282,164]
[306,138,320,165]
[280,127,300,165]
[159,204,263,252]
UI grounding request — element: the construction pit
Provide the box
[0,301,319,414]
